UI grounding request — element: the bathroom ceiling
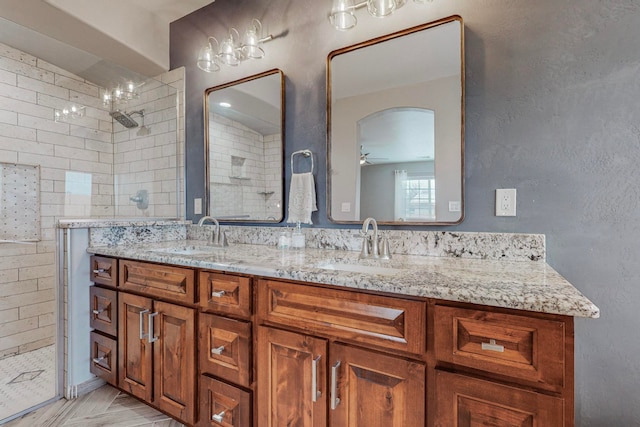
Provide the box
[0,0,213,85]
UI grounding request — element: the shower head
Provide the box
[110,110,139,128]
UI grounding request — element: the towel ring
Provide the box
[291,149,313,174]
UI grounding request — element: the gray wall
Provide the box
[171,0,640,424]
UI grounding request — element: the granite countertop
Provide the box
[87,239,600,319]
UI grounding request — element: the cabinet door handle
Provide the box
[92,309,104,315]
[148,312,159,343]
[139,309,149,339]
[92,268,106,274]
[92,356,106,364]
[312,355,322,402]
[212,410,226,423]
[211,345,225,355]
[211,290,226,298]
[330,360,341,410]
[481,339,505,353]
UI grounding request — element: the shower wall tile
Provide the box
[0,46,181,359]
[0,41,115,356]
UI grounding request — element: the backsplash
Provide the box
[86,221,545,262]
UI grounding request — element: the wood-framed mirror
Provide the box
[204,69,284,222]
[327,16,464,225]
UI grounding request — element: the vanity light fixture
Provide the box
[330,0,433,30]
[197,18,274,73]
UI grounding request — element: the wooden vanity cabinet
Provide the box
[88,256,576,427]
[197,271,254,427]
[116,260,197,426]
[431,302,574,427]
[89,256,118,386]
[257,279,427,427]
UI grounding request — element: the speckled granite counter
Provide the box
[87,239,599,319]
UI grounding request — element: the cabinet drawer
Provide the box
[434,305,566,391]
[258,279,426,355]
[90,255,117,288]
[435,370,564,426]
[90,331,117,386]
[199,271,251,318]
[119,259,195,304]
[199,313,252,387]
[198,375,251,427]
[90,286,117,336]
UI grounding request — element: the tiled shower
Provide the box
[0,40,184,423]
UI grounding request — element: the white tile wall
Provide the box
[209,112,282,220]
[0,41,184,357]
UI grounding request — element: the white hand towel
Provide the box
[287,172,317,224]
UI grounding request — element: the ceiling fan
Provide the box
[360,146,388,166]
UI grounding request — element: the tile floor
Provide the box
[0,345,56,422]
[2,385,184,426]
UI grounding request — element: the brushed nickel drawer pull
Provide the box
[312,355,322,402]
[92,268,106,274]
[139,309,149,340]
[211,290,226,298]
[212,410,226,422]
[211,345,225,355]
[330,360,341,410]
[148,312,159,343]
[92,309,104,315]
[92,356,106,364]
[481,339,505,353]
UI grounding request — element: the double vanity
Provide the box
[75,13,598,427]
[81,222,598,427]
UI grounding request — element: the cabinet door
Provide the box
[330,343,425,427]
[153,300,196,425]
[435,370,564,427]
[118,292,153,402]
[257,326,327,427]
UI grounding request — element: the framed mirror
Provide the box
[327,16,464,225]
[205,69,284,222]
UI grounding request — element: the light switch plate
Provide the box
[194,198,202,215]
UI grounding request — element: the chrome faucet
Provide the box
[360,217,379,259]
[359,217,391,260]
[197,216,228,247]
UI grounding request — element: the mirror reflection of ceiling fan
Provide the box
[360,146,388,166]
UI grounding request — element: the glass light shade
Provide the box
[218,29,241,66]
[330,0,357,30]
[367,0,397,17]
[242,19,266,59]
[197,38,221,72]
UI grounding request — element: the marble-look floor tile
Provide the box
[0,345,56,422]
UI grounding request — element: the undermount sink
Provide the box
[315,262,401,276]
[150,245,223,256]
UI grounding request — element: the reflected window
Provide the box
[395,171,435,220]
